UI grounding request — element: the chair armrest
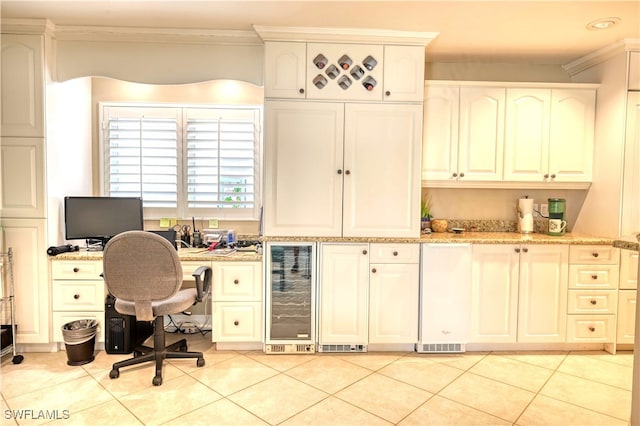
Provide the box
[192,265,212,302]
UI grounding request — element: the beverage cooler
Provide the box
[264,242,317,354]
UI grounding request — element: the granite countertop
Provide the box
[612,234,640,252]
[51,248,262,262]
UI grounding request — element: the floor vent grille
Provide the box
[265,344,315,354]
[318,344,367,353]
[417,343,466,353]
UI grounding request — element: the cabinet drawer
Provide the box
[569,265,619,289]
[569,245,619,264]
[566,315,615,342]
[567,290,617,314]
[51,260,103,280]
[52,311,104,343]
[52,280,105,311]
[619,250,638,290]
[181,261,212,284]
[212,262,262,301]
[212,302,262,342]
[369,243,420,263]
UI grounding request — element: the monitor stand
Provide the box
[86,238,110,251]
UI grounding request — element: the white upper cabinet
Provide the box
[621,92,640,236]
[0,137,46,218]
[264,42,307,99]
[382,45,425,102]
[504,88,595,183]
[1,34,45,137]
[422,85,505,182]
[629,51,640,91]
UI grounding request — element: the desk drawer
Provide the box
[213,262,262,301]
[569,245,619,264]
[566,315,615,342]
[213,302,262,342]
[52,260,103,280]
[370,243,420,263]
[181,261,212,283]
[569,265,619,289]
[52,280,105,311]
[568,290,617,314]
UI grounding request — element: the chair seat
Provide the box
[114,288,198,317]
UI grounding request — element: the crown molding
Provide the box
[563,38,640,76]
[1,18,56,36]
[253,25,438,46]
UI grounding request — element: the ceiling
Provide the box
[1,1,639,64]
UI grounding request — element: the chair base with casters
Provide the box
[108,315,205,386]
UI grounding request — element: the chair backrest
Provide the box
[103,231,183,319]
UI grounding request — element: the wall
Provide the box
[426,62,572,82]
[91,77,264,235]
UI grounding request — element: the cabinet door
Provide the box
[318,244,369,344]
[621,92,640,236]
[504,88,551,181]
[264,42,306,99]
[548,89,595,182]
[458,87,505,181]
[0,137,45,218]
[471,244,519,343]
[382,45,425,102]
[1,218,49,343]
[369,263,419,344]
[620,249,638,290]
[421,244,472,343]
[617,290,636,344]
[1,34,44,137]
[263,101,344,236]
[422,86,459,181]
[517,245,568,343]
[343,103,422,238]
[629,51,640,91]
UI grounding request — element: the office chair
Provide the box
[102,230,212,386]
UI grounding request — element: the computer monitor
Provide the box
[64,196,144,249]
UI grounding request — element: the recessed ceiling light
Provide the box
[586,17,621,30]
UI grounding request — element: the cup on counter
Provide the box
[548,219,566,236]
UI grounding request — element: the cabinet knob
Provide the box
[73,267,80,273]
[544,174,549,179]
[234,320,239,326]
[550,174,556,179]
[234,279,240,285]
[362,249,368,255]
[345,170,351,175]
[452,172,458,178]
[591,274,598,280]
[515,248,521,253]
[459,172,465,178]
[590,300,597,305]
[73,294,80,300]
[299,88,304,94]
[393,251,398,256]
[385,90,391,96]
[588,326,596,332]
[371,268,377,273]
[522,247,528,253]
[337,169,342,175]
[592,252,599,258]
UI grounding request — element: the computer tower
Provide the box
[105,294,152,354]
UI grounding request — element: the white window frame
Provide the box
[99,102,262,221]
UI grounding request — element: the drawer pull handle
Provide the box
[515,248,521,253]
[299,88,304,94]
[588,326,596,332]
[591,274,598,280]
[393,251,398,256]
[73,294,80,300]
[234,279,240,285]
[592,252,599,258]
[522,247,528,253]
[73,267,80,273]
[590,300,597,305]
[234,320,240,326]
[362,250,367,255]
[371,268,377,273]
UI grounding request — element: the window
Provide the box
[100,104,261,220]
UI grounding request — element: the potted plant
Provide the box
[421,197,433,231]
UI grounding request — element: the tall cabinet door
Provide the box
[263,101,344,236]
[504,89,551,181]
[458,87,505,181]
[621,92,640,236]
[0,137,45,218]
[343,103,421,238]
[471,244,520,343]
[548,89,595,182]
[422,85,459,181]
[517,245,568,343]
[318,244,369,344]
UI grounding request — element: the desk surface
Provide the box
[51,247,262,262]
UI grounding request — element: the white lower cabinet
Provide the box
[617,249,638,344]
[419,244,472,350]
[566,245,619,343]
[51,259,105,343]
[470,244,568,343]
[212,261,262,342]
[318,242,419,350]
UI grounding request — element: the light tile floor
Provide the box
[0,333,634,425]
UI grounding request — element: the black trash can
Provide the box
[62,319,98,366]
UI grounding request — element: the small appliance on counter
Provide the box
[547,198,567,236]
[517,196,534,234]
